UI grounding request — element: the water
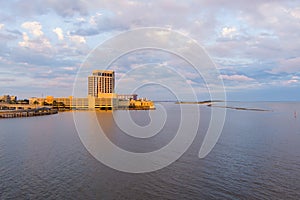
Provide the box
[0,102,300,199]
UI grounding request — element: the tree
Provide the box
[52,101,65,109]
[53,100,58,108]
[33,100,39,108]
[43,101,50,106]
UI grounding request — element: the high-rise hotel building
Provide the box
[27,69,154,110]
[88,70,115,97]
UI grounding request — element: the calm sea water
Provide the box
[0,102,300,199]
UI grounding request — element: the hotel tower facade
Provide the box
[88,70,115,97]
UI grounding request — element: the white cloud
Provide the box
[62,66,76,71]
[283,79,299,85]
[76,17,86,22]
[281,75,300,85]
[53,27,64,40]
[219,74,255,82]
[68,34,86,44]
[41,38,52,48]
[19,32,51,51]
[287,79,298,84]
[21,21,43,37]
[18,32,30,47]
[89,13,102,25]
[289,7,300,19]
[186,79,197,85]
[221,27,237,38]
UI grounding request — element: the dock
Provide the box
[0,108,58,118]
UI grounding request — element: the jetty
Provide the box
[0,103,58,118]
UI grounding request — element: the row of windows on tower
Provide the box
[93,72,114,77]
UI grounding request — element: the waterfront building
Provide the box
[0,95,17,103]
[26,70,154,110]
[29,97,45,105]
[129,99,155,110]
[88,70,117,110]
[45,96,54,104]
[88,70,115,97]
[117,94,138,101]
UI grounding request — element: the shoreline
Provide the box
[207,104,271,112]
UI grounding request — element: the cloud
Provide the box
[219,74,255,82]
[89,13,102,26]
[18,32,30,47]
[289,7,300,19]
[71,1,195,36]
[186,79,197,85]
[62,66,76,71]
[47,0,89,17]
[71,28,100,36]
[6,29,22,36]
[221,27,237,38]
[21,21,43,37]
[282,76,299,85]
[270,57,300,74]
[73,13,129,36]
[68,33,86,44]
[0,78,15,82]
[285,79,298,85]
[53,27,64,40]
[13,0,88,17]
[1,0,300,100]
[18,32,52,51]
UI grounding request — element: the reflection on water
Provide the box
[0,102,300,199]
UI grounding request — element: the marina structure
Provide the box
[0,103,58,118]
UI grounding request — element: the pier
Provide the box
[0,106,58,118]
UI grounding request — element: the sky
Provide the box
[0,0,300,101]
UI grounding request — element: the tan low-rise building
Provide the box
[129,99,155,109]
[29,97,46,105]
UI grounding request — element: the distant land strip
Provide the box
[176,101,271,112]
[175,100,224,104]
[207,105,271,112]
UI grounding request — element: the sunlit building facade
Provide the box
[88,70,115,97]
[26,70,154,110]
